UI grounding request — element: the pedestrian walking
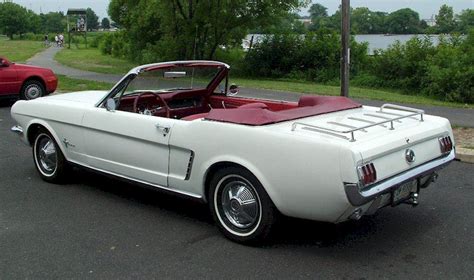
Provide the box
[54,35,59,47]
[58,34,64,47]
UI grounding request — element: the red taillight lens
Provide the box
[439,136,453,154]
[358,162,377,186]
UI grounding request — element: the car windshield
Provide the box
[123,66,221,96]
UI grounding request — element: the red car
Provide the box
[0,57,57,100]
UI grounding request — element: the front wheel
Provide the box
[20,80,45,100]
[209,167,278,244]
[33,129,69,183]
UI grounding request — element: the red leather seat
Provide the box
[298,96,322,107]
[239,102,269,109]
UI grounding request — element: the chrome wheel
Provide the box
[222,181,259,228]
[215,175,262,236]
[210,167,277,243]
[24,83,42,100]
[35,134,57,176]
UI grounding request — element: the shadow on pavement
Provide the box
[0,99,17,108]
[63,167,432,248]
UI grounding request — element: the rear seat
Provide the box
[182,102,269,121]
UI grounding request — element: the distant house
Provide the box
[298,18,312,28]
[423,16,436,27]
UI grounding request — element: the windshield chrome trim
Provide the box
[96,60,230,108]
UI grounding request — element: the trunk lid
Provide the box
[270,104,454,183]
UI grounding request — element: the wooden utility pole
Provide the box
[341,0,350,97]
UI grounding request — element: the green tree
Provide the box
[40,12,66,33]
[308,3,329,30]
[0,2,29,39]
[86,8,99,30]
[101,18,111,29]
[351,7,387,34]
[386,8,422,34]
[251,13,306,34]
[456,9,474,33]
[109,0,308,61]
[435,4,456,33]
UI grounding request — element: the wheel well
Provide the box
[27,124,47,146]
[22,76,46,91]
[204,161,253,201]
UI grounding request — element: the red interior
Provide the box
[203,95,361,125]
[118,89,361,125]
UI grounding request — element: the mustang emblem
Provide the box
[62,138,75,148]
[405,149,416,163]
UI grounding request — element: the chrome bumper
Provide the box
[10,125,24,135]
[344,150,455,206]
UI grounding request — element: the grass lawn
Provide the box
[56,75,113,92]
[231,78,473,109]
[0,38,45,62]
[55,47,136,75]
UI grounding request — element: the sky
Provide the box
[8,0,474,20]
[301,0,473,19]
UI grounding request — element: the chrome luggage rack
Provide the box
[291,104,425,142]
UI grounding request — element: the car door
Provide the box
[0,62,18,95]
[81,107,175,187]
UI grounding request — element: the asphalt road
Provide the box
[1,102,473,279]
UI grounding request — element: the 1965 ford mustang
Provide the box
[10,61,455,244]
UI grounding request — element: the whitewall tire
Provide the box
[209,167,277,244]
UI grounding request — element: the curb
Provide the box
[455,147,474,164]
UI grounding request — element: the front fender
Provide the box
[24,118,68,160]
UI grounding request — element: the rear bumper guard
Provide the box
[344,150,455,206]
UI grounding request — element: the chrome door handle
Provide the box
[156,123,171,136]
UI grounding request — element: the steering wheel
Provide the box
[132,92,170,118]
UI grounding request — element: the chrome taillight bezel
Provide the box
[438,136,453,154]
[357,162,377,188]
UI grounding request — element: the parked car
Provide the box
[0,57,57,100]
[10,61,455,244]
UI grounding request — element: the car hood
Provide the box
[12,63,53,72]
[40,91,109,105]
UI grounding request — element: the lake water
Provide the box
[244,34,442,54]
[355,34,442,54]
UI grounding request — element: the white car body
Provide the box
[10,61,455,243]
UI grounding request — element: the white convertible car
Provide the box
[10,61,455,243]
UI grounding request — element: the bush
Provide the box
[368,36,436,90]
[89,33,105,48]
[243,31,368,83]
[421,32,474,103]
[357,31,474,103]
[99,31,130,58]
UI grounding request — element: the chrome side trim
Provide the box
[10,125,24,135]
[344,149,455,206]
[185,151,195,181]
[67,159,203,199]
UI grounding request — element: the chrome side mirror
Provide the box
[105,98,116,111]
[228,84,239,96]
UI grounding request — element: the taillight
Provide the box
[358,162,377,187]
[438,136,453,154]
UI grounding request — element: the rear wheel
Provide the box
[20,80,45,100]
[209,167,277,244]
[32,129,69,183]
